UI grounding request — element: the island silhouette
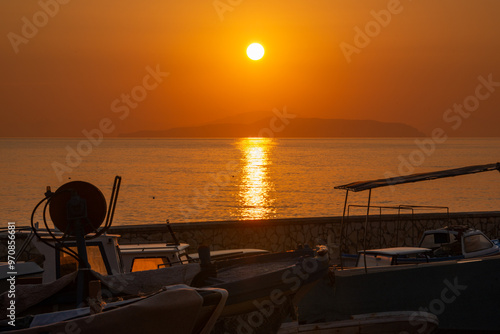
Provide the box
[120,111,424,138]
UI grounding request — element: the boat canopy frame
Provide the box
[335,162,500,272]
[335,163,500,193]
[345,204,450,250]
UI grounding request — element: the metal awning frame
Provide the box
[337,162,500,273]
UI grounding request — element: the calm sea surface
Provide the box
[1,138,499,228]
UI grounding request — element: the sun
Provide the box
[246,43,265,61]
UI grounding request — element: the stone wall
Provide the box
[108,211,500,261]
[110,217,339,254]
[3,212,500,263]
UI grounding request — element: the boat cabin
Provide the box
[418,226,500,259]
[30,231,192,283]
[20,229,268,284]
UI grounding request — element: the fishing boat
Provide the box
[21,229,266,285]
[1,177,229,333]
[193,246,329,333]
[0,278,228,334]
[22,229,328,333]
[5,176,328,333]
[418,225,500,259]
[6,175,266,286]
[298,162,500,331]
[341,225,500,267]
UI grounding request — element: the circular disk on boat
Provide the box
[49,181,107,236]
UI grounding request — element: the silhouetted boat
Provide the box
[299,163,500,331]
[1,177,229,333]
[20,230,328,333]
[341,225,500,267]
[194,247,329,333]
[0,277,227,334]
[21,229,266,285]
[4,176,327,333]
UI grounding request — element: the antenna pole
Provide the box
[167,220,179,245]
[363,189,372,274]
[67,191,90,306]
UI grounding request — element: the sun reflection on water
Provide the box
[236,138,276,219]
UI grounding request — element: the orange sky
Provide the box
[1,0,500,137]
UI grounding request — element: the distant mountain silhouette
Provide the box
[121,117,424,138]
[203,110,276,125]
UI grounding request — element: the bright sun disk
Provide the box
[247,43,265,61]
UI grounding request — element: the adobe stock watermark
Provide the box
[401,276,467,334]
[258,107,296,138]
[213,0,243,22]
[179,106,294,220]
[6,222,16,327]
[7,0,71,54]
[384,73,499,184]
[340,0,409,64]
[51,65,169,182]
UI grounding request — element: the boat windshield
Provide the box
[419,232,458,249]
[130,257,172,272]
[464,234,493,253]
[58,245,109,277]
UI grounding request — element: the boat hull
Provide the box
[206,251,330,334]
[1,286,227,334]
[279,311,438,334]
[298,255,500,331]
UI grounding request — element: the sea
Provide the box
[1,138,499,228]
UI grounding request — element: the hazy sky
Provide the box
[1,0,500,137]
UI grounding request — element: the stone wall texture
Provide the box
[3,212,500,263]
[108,211,500,261]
